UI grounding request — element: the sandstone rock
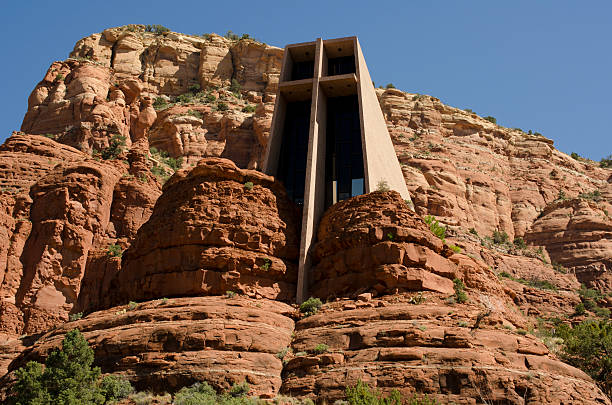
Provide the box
[2,297,295,398]
[116,158,300,304]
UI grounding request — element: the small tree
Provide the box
[100,135,126,160]
[10,329,133,404]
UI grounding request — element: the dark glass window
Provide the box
[325,95,364,207]
[327,56,356,76]
[291,60,314,81]
[277,101,311,205]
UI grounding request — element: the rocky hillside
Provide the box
[0,25,611,403]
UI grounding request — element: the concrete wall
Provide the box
[354,38,411,201]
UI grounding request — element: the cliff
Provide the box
[0,25,610,403]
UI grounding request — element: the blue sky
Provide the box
[1,0,610,160]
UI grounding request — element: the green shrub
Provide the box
[600,155,612,168]
[153,97,168,110]
[276,347,290,360]
[107,243,123,258]
[449,244,462,253]
[313,343,329,354]
[464,108,473,113]
[230,79,241,95]
[188,84,201,93]
[513,237,527,249]
[552,262,567,273]
[483,116,497,124]
[376,180,390,191]
[173,382,217,405]
[579,190,602,202]
[205,93,217,103]
[516,329,528,336]
[242,104,256,113]
[244,181,254,190]
[69,312,83,321]
[9,329,133,404]
[260,259,271,271]
[187,109,203,119]
[556,319,612,396]
[469,227,478,236]
[225,30,239,40]
[225,291,236,298]
[385,83,396,89]
[100,375,134,402]
[345,380,402,405]
[424,215,446,241]
[453,278,468,303]
[145,24,170,35]
[101,134,127,160]
[176,93,194,104]
[492,230,509,244]
[128,301,138,310]
[42,133,56,139]
[55,73,64,82]
[300,297,322,317]
[217,101,229,111]
[228,381,250,397]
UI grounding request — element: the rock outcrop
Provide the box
[116,158,300,305]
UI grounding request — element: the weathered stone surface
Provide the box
[2,297,295,398]
[281,299,610,404]
[117,158,300,304]
[312,191,459,298]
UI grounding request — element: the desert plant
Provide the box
[69,312,83,321]
[128,301,138,310]
[145,24,170,35]
[385,83,396,89]
[101,134,126,160]
[217,101,229,111]
[55,73,64,81]
[300,297,322,317]
[242,104,256,113]
[260,259,271,271]
[225,291,236,298]
[483,116,497,124]
[244,181,254,190]
[513,237,527,249]
[107,243,123,258]
[313,343,329,354]
[276,348,290,360]
[449,244,462,253]
[188,83,201,93]
[230,79,242,95]
[453,278,468,303]
[469,227,478,236]
[492,230,509,244]
[9,329,133,404]
[225,30,239,40]
[376,180,390,191]
[345,380,402,405]
[187,109,203,119]
[424,215,446,241]
[153,97,168,110]
[228,381,250,397]
[600,155,612,168]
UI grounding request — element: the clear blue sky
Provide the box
[1,0,610,159]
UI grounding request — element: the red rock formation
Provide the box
[281,297,610,404]
[2,297,295,398]
[116,158,300,304]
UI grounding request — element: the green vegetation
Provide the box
[244,181,254,190]
[571,152,583,161]
[385,83,396,89]
[217,101,229,111]
[276,348,289,360]
[69,312,83,321]
[448,244,462,253]
[128,301,138,310]
[101,134,126,160]
[423,215,446,242]
[492,230,509,244]
[579,190,602,202]
[55,73,64,82]
[600,155,612,168]
[187,109,203,119]
[453,278,468,303]
[313,343,329,354]
[345,380,437,405]
[299,297,322,317]
[260,259,271,271]
[173,381,257,405]
[556,190,567,201]
[8,329,133,404]
[242,104,256,113]
[42,133,57,139]
[225,291,236,298]
[376,180,390,191]
[387,233,394,241]
[224,30,240,40]
[230,79,242,95]
[153,96,168,110]
[556,319,612,396]
[498,272,558,291]
[145,24,170,35]
[469,227,478,236]
[576,285,610,319]
[513,237,527,249]
[188,84,201,93]
[107,243,123,258]
[483,116,497,124]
